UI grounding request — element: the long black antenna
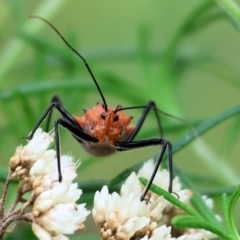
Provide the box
[116,105,200,141]
[29,15,108,111]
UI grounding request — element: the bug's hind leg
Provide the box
[45,95,63,132]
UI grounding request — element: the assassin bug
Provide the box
[26,15,176,201]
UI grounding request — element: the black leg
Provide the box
[115,138,172,201]
[25,98,79,140]
[126,101,163,141]
[45,95,63,132]
[54,118,99,182]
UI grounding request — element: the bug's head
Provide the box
[74,103,134,142]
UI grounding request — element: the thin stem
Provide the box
[0,172,12,218]
[8,190,22,214]
[0,193,35,238]
[7,208,21,219]
[0,210,24,238]
[21,193,36,213]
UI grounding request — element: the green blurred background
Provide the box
[0,0,240,239]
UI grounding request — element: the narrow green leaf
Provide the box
[190,12,227,33]
[200,186,235,197]
[172,215,231,240]
[173,164,224,229]
[172,104,240,153]
[215,0,240,29]
[220,116,240,158]
[222,193,231,233]
[0,80,93,100]
[139,177,199,218]
[226,185,240,239]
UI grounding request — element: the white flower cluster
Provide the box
[92,159,216,240]
[10,129,90,240]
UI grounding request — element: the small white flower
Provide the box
[137,159,183,198]
[175,232,211,240]
[122,172,165,222]
[140,225,172,240]
[121,172,142,196]
[30,153,78,195]
[9,128,54,180]
[92,185,111,225]
[32,183,90,239]
[178,227,217,240]
[93,185,151,240]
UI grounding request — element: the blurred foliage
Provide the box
[0,0,240,239]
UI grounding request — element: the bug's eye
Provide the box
[101,113,105,120]
[113,115,119,122]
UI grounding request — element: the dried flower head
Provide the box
[2,129,90,240]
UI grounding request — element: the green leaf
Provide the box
[173,164,223,229]
[222,185,240,239]
[0,80,93,100]
[172,215,231,239]
[215,0,240,29]
[200,186,235,197]
[222,193,230,233]
[139,177,199,218]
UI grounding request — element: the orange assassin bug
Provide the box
[25,16,176,201]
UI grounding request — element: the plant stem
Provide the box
[0,210,24,239]
[0,172,12,218]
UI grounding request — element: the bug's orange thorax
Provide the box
[74,104,134,144]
